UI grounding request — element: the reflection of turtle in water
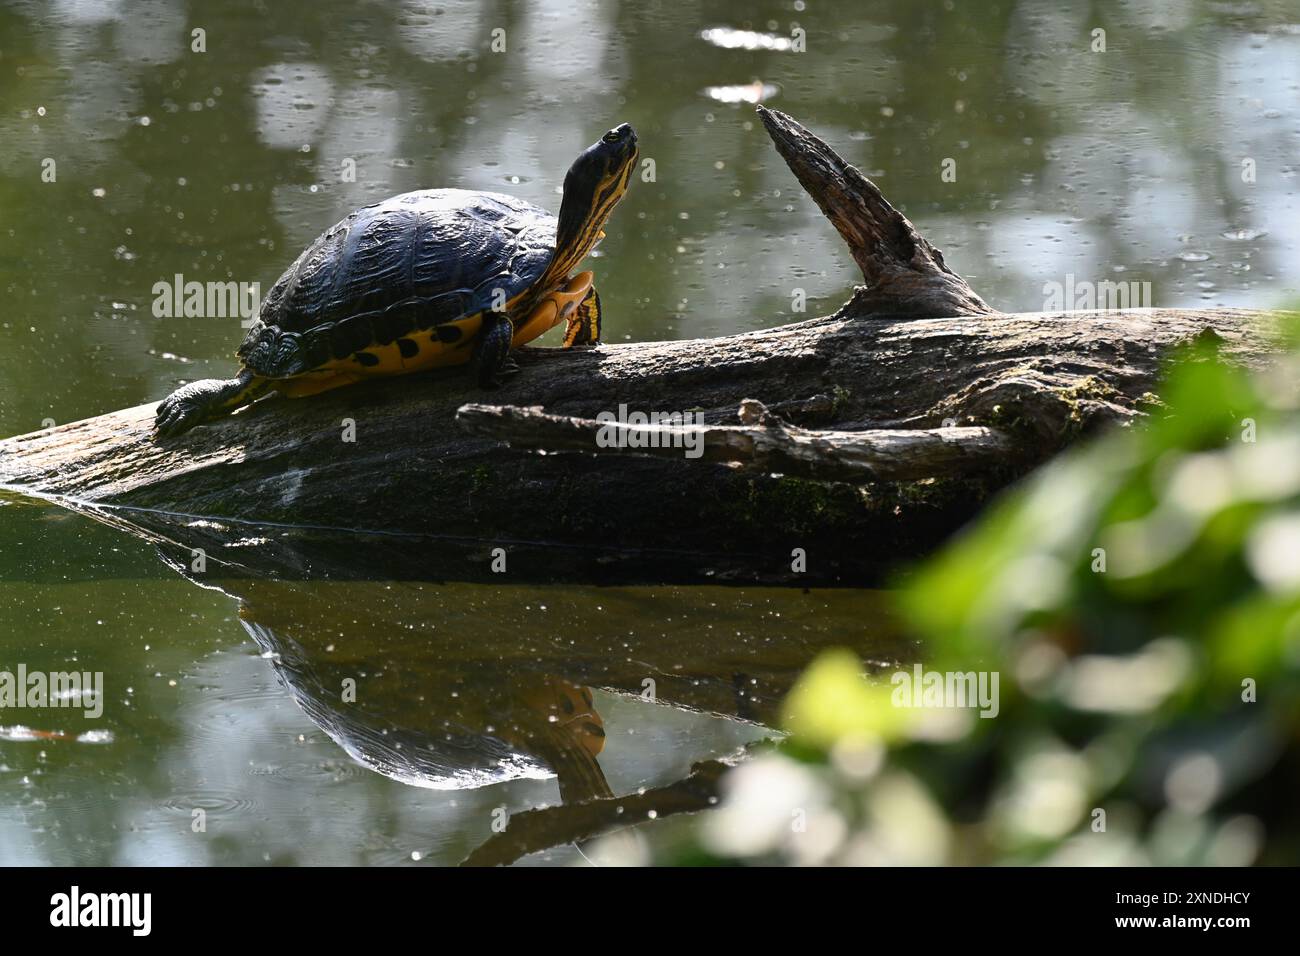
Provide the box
[154,124,638,436]
[231,584,616,804]
[512,678,611,803]
[151,568,879,862]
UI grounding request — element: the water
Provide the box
[0,493,902,865]
[0,0,1297,865]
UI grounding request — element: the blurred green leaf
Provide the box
[688,313,1300,866]
[781,648,913,748]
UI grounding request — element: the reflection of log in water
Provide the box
[229,577,902,737]
[461,756,739,867]
[216,576,901,861]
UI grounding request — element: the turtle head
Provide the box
[553,123,638,270]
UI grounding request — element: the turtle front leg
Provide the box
[472,312,518,388]
[563,287,601,347]
[153,368,271,438]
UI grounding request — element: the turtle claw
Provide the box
[152,372,271,439]
[153,394,204,439]
[153,380,220,438]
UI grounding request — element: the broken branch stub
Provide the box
[757,106,995,318]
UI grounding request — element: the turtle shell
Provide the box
[238,189,556,378]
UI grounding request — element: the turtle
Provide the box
[153,123,639,437]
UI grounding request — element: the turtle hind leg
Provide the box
[153,368,272,438]
[563,287,601,347]
[472,312,518,388]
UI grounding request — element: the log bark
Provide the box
[0,109,1284,585]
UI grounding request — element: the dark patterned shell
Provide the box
[238,189,556,378]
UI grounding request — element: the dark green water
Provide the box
[1,0,1298,864]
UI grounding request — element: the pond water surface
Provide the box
[1,0,1298,864]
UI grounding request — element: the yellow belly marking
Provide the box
[309,314,485,377]
[283,272,595,389]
